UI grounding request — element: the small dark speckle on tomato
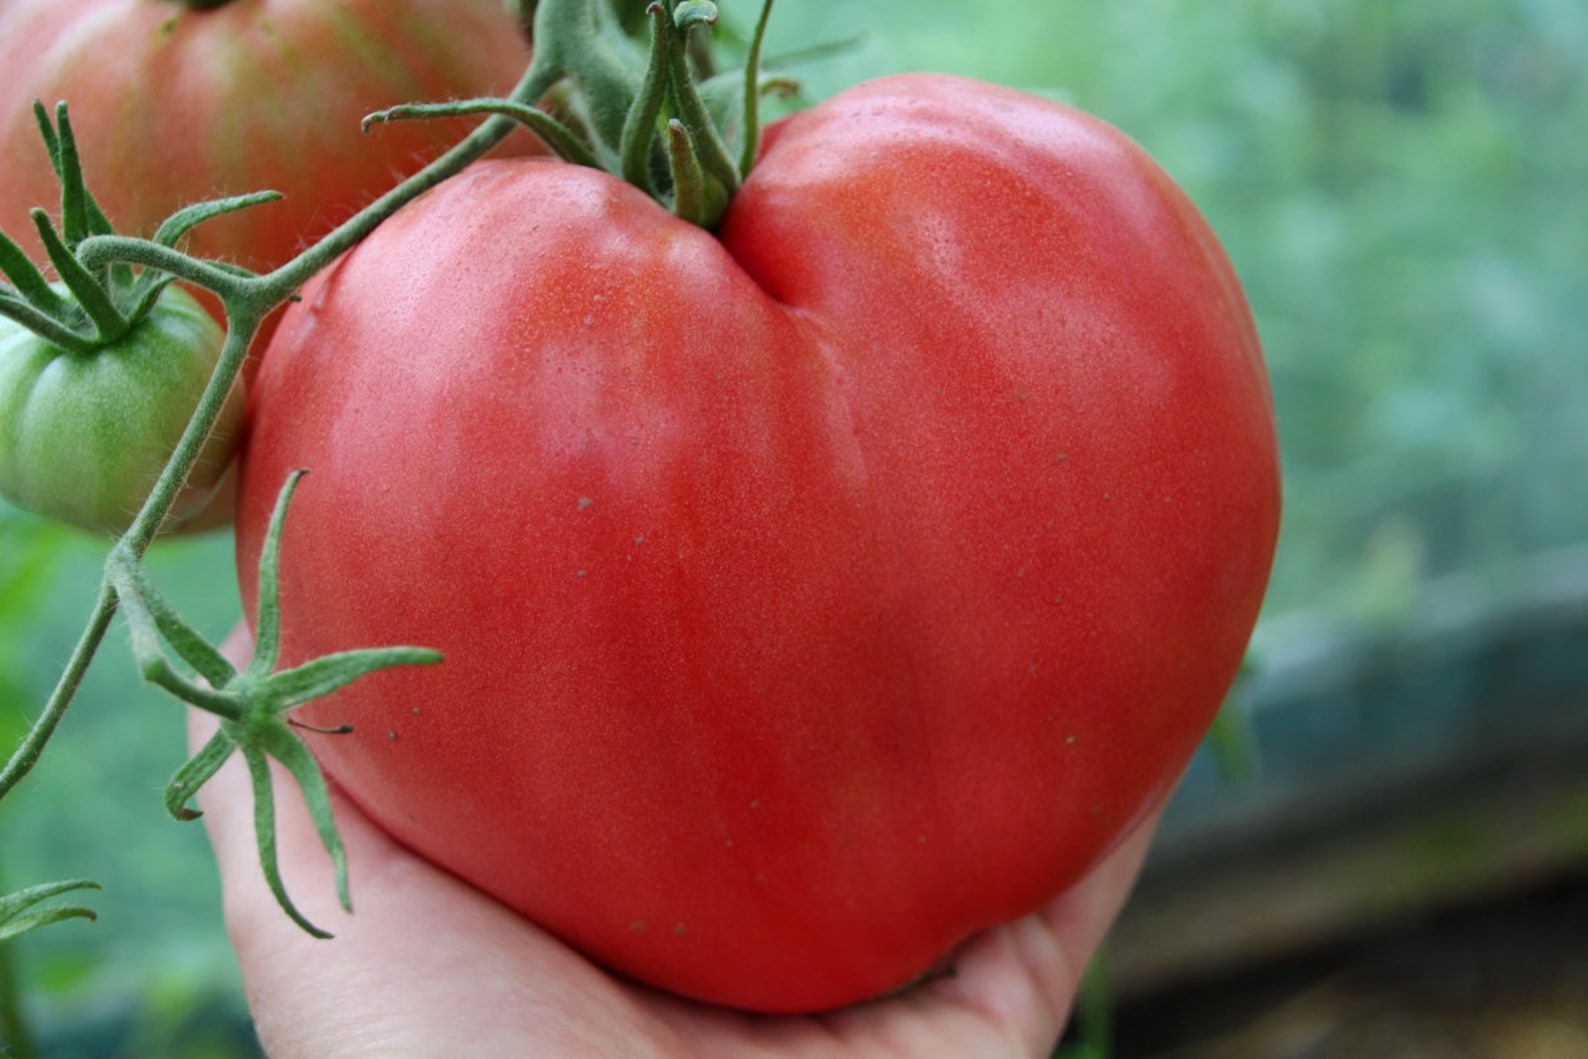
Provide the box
[234,70,1281,1015]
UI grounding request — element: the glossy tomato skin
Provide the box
[0,0,532,344]
[238,74,1280,1013]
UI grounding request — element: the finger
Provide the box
[188,625,665,1056]
[920,801,1165,1055]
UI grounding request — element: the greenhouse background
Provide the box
[3,1,1585,1055]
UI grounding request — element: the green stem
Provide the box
[739,0,776,175]
[0,923,39,1059]
[529,0,643,159]
[0,7,581,834]
[366,100,601,171]
[74,236,253,303]
[262,55,564,302]
[0,586,117,801]
[620,3,674,193]
[665,4,740,199]
[123,318,255,555]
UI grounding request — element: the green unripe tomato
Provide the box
[0,285,243,535]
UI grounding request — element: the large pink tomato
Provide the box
[0,0,533,353]
[238,74,1281,1013]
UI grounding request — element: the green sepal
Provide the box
[619,2,675,193]
[256,721,352,914]
[469,0,783,228]
[2,102,284,357]
[32,102,115,245]
[364,100,601,171]
[31,208,128,342]
[152,190,285,251]
[0,228,68,314]
[666,119,709,225]
[263,647,442,711]
[0,285,93,354]
[247,469,303,674]
[33,101,129,296]
[663,1,740,201]
[165,728,233,822]
[121,470,442,938]
[237,740,330,937]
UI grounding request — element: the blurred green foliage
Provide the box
[1,0,1584,1053]
[1,504,247,1055]
[767,0,1588,626]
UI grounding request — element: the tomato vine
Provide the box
[0,0,1273,1037]
[0,0,782,944]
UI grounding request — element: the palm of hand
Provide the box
[195,631,1157,1058]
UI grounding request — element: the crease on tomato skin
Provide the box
[238,69,1278,1011]
[727,76,1270,838]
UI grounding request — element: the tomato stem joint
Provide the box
[365,0,781,229]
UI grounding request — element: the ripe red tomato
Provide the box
[238,73,1281,1013]
[0,0,533,349]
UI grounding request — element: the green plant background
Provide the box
[2,0,1585,1053]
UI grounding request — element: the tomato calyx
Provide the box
[365,0,786,229]
[0,102,278,356]
[108,470,443,938]
[0,102,279,535]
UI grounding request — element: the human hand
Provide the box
[194,625,1161,1058]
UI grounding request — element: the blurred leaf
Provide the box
[0,505,72,755]
[0,880,99,944]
